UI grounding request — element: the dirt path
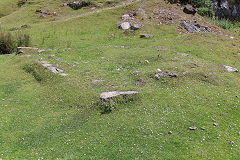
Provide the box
[57,0,141,23]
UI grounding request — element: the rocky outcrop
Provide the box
[212,0,240,19]
[118,13,144,30]
[67,1,92,10]
[180,21,210,33]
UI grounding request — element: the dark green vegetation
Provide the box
[0,0,240,159]
[0,30,30,54]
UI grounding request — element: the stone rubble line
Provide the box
[17,47,68,76]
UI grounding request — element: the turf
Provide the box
[0,0,240,159]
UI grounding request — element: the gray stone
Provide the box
[56,58,63,62]
[155,71,177,79]
[92,79,104,83]
[133,71,141,75]
[17,47,39,54]
[121,14,131,20]
[140,34,153,38]
[68,1,92,10]
[180,21,200,33]
[59,73,68,76]
[189,126,197,130]
[119,22,131,30]
[213,123,219,127]
[221,65,238,72]
[100,91,138,100]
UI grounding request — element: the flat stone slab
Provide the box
[17,47,45,54]
[221,65,238,72]
[100,91,138,100]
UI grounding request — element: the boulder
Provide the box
[183,4,196,15]
[221,65,238,72]
[100,91,138,100]
[119,22,131,30]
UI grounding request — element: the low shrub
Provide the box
[0,30,30,55]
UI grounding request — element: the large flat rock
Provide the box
[100,91,138,100]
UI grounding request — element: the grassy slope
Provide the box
[0,0,240,159]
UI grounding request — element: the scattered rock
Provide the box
[37,60,68,76]
[119,22,131,30]
[168,131,173,134]
[133,71,141,75]
[66,63,75,67]
[189,126,197,130]
[201,127,205,130]
[56,58,63,62]
[100,91,138,100]
[229,141,235,144]
[213,123,219,127]
[183,4,196,15]
[48,55,56,58]
[118,13,144,31]
[92,79,104,83]
[237,131,240,135]
[67,1,92,10]
[180,20,210,33]
[179,53,189,57]
[38,49,45,53]
[121,14,131,20]
[151,8,182,25]
[157,46,167,51]
[221,65,238,72]
[140,34,153,38]
[21,24,30,29]
[17,47,39,54]
[182,71,189,75]
[59,73,68,76]
[155,71,177,79]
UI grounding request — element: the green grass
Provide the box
[0,0,240,159]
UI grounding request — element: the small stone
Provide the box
[121,14,131,20]
[213,123,219,127]
[237,131,240,135]
[221,65,238,72]
[201,127,205,130]
[133,71,141,75]
[140,34,153,38]
[56,58,63,62]
[181,53,189,57]
[38,49,45,53]
[229,141,234,144]
[182,71,189,75]
[59,73,68,76]
[92,79,104,83]
[157,69,162,72]
[48,55,56,58]
[189,126,197,130]
[145,60,150,64]
[2,99,5,101]
[168,131,173,134]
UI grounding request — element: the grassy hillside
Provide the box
[0,0,240,159]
